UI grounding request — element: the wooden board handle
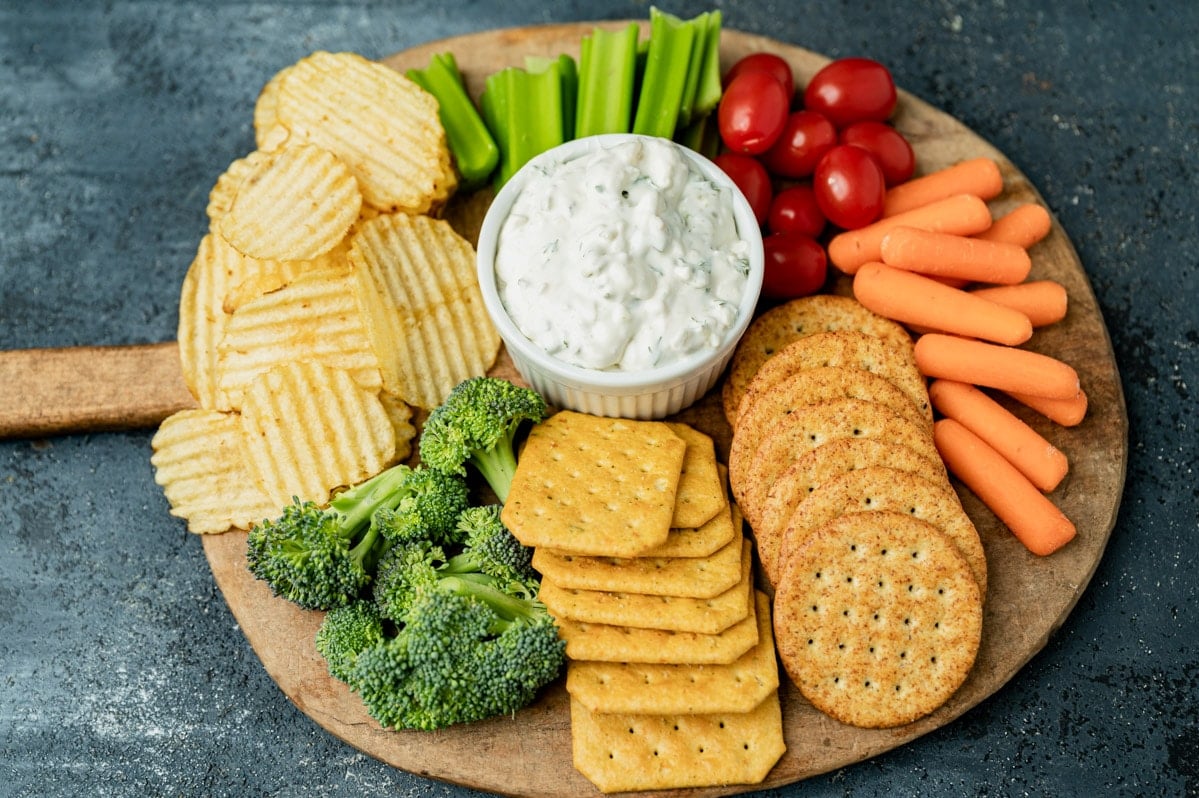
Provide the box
[0,341,197,439]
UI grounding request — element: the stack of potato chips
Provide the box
[151,51,501,533]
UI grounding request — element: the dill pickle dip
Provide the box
[493,136,752,372]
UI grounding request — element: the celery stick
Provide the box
[676,11,713,127]
[631,7,697,139]
[575,22,640,137]
[688,10,724,122]
[485,61,569,188]
[407,52,499,188]
[527,54,578,143]
[676,113,721,160]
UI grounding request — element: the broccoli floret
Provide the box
[246,463,467,610]
[371,505,536,623]
[345,586,565,731]
[453,504,536,584]
[418,376,548,502]
[370,465,470,546]
[314,600,385,682]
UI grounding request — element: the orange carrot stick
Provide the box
[974,203,1052,248]
[880,226,1032,285]
[1005,387,1089,427]
[928,379,1068,492]
[882,157,1004,217]
[933,418,1076,555]
[854,263,1033,345]
[971,280,1068,327]
[913,333,1080,399]
[828,193,993,275]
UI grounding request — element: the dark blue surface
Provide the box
[2,2,1196,796]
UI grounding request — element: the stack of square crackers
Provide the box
[501,411,786,794]
[722,294,986,730]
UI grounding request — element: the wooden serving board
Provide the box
[0,22,1127,798]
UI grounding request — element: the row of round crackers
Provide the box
[151,51,501,534]
[723,295,986,730]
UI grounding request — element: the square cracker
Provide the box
[665,422,726,529]
[570,690,785,793]
[540,539,753,635]
[532,531,745,599]
[566,591,778,715]
[502,411,686,557]
[640,494,738,559]
[553,583,760,665]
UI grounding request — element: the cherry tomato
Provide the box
[840,121,915,185]
[712,153,772,225]
[812,144,886,230]
[717,71,789,155]
[761,232,827,299]
[722,52,795,99]
[803,57,898,128]
[761,109,837,179]
[767,185,826,238]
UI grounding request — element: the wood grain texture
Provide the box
[0,341,196,438]
[0,21,1126,797]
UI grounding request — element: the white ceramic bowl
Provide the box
[476,133,764,420]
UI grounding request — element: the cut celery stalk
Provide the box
[406,52,499,188]
[574,22,640,137]
[631,7,697,139]
[526,54,578,143]
[688,10,724,122]
[481,57,574,188]
[676,11,723,127]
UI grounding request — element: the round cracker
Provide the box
[772,510,983,729]
[776,466,987,599]
[742,330,931,427]
[755,438,948,586]
[722,295,912,426]
[727,366,930,510]
[739,398,940,533]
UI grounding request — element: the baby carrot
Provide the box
[974,203,1052,248]
[929,379,1069,492]
[1005,387,1089,427]
[913,333,1080,399]
[933,418,1076,556]
[971,280,1068,327]
[882,157,1004,217]
[828,193,993,275]
[854,263,1033,345]
[880,226,1032,285]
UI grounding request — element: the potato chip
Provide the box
[274,51,456,214]
[238,361,396,506]
[253,64,293,151]
[221,237,351,315]
[177,233,244,409]
[219,143,362,262]
[214,264,384,411]
[206,149,273,227]
[378,390,416,464]
[150,408,276,533]
[348,212,501,408]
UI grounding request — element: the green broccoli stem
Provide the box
[329,463,411,534]
[439,575,542,632]
[469,427,520,503]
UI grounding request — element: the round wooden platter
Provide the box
[202,22,1128,798]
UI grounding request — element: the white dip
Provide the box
[494,137,751,372]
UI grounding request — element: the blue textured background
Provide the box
[1,2,1196,796]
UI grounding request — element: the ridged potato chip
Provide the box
[221,237,351,315]
[238,360,396,507]
[215,264,385,411]
[348,212,500,408]
[219,143,362,261]
[150,408,276,533]
[177,233,244,409]
[206,150,273,227]
[253,64,293,151]
[274,51,456,214]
